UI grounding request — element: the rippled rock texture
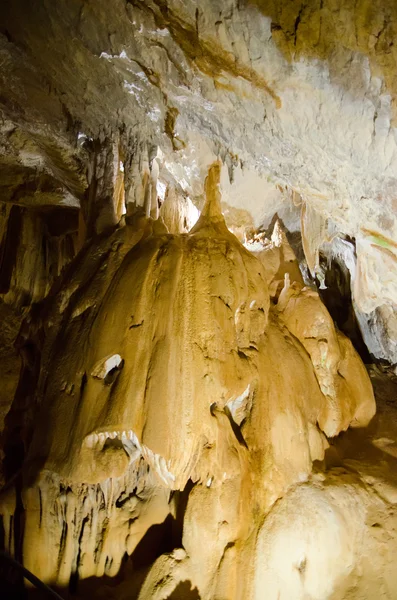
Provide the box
[0,165,378,599]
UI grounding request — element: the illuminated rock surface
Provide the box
[0,1,397,598]
[0,165,378,599]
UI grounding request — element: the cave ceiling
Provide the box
[1,1,397,326]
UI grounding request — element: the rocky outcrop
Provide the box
[0,165,376,598]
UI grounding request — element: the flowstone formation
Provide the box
[0,164,376,599]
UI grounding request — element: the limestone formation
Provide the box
[0,1,397,598]
[0,164,376,598]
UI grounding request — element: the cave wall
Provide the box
[0,1,397,598]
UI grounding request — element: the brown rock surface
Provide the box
[0,1,396,598]
[0,165,378,598]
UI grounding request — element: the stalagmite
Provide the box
[247,219,304,298]
[0,162,377,598]
[277,281,375,436]
[159,186,199,234]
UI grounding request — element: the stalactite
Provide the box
[300,201,327,282]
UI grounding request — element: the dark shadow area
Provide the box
[0,205,23,295]
[314,367,397,494]
[3,476,198,600]
[170,478,194,547]
[67,513,179,599]
[0,548,63,600]
[131,514,176,570]
[316,253,371,362]
[11,574,202,600]
[166,581,201,599]
[2,518,172,599]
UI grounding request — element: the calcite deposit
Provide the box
[0,164,377,599]
[0,1,397,598]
